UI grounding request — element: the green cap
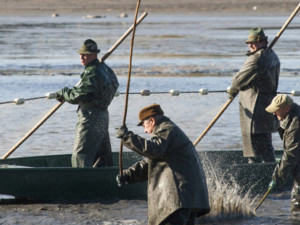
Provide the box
[245,28,268,43]
[78,39,100,54]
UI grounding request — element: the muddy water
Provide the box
[0,13,300,224]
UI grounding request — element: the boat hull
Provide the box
[0,150,290,201]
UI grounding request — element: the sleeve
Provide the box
[56,72,98,104]
[123,159,148,183]
[122,128,172,160]
[231,54,260,93]
[273,120,300,183]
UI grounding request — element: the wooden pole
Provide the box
[193,98,234,147]
[2,12,148,159]
[119,0,142,175]
[269,3,300,49]
[254,187,272,211]
[193,3,300,147]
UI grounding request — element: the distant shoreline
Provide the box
[0,0,299,16]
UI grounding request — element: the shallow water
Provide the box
[0,13,300,224]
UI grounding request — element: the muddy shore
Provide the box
[1,0,299,16]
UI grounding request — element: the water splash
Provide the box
[200,153,257,222]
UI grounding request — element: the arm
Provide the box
[273,120,300,183]
[231,54,260,93]
[122,128,172,160]
[56,71,98,104]
[124,158,148,183]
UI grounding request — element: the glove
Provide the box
[116,173,129,187]
[228,92,238,99]
[116,125,128,139]
[55,92,64,102]
[268,180,276,190]
[226,86,238,99]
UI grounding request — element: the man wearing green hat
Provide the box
[56,39,119,167]
[115,103,210,225]
[266,94,300,215]
[229,28,280,163]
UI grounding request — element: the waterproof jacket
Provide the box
[273,103,300,184]
[57,59,119,110]
[121,116,210,225]
[57,59,119,167]
[231,47,280,157]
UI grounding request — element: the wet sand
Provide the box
[0,0,299,16]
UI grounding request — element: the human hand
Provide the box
[226,86,238,99]
[116,174,129,187]
[115,125,128,139]
[55,92,64,102]
[268,180,276,190]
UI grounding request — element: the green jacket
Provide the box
[231,47,280,157]
[122,116,210,225]
[273,103,300,184]
[57,59,119,110]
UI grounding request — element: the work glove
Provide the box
[226,86,238,99]
[115,125,128,139]
[116,173,129,187]
[55,92,64,102]
[268,180,276,190]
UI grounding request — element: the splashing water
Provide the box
[200,154,257,222]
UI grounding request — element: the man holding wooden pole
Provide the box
[265,94,300,215]
[229,28,280,164]
[55,39,119,167]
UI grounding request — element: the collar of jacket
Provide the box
[151,116,169,137]
[85,58,99,68]
[246,45,267,56]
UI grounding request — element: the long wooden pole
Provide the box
[119,0,142,175]
[193,98,234,147]
[1,12,148,160]
[254,187,272,211]
[193,3,300,147]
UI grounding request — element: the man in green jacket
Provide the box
[115,103,210,225]
[266,94,300,215]
[56,39,119,167]
[229,28,280,163]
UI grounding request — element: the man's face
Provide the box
[142,118,155,135]
[248,41,265,52]
[273,106,290,121]
[80,54,97,66]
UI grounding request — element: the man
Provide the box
[229,27,280,163]
[115,103,210,225]
[56,39,119,167]
[266,94,300,215]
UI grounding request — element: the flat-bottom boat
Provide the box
[0,150,290,202]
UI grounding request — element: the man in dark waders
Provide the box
[266,94,300,215]
[56,39,119,167]
[229,28,280,163]
[115,103,210,225]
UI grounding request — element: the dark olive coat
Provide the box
[57,59,119,167]
[122,116,210,225]
[231,47,280,157]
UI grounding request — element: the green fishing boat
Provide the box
[0,150,288,202]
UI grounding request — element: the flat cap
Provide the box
[137,103,164,126]
[265,94,293,113]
